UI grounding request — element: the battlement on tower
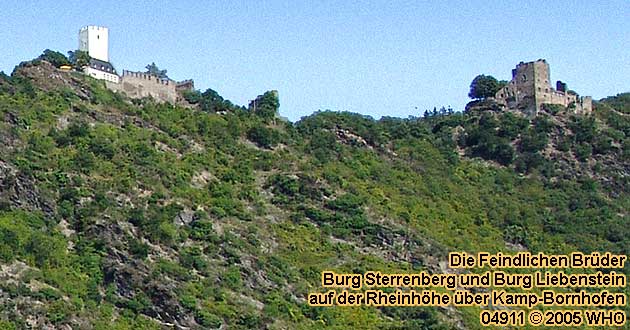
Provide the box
[80,26,108,32]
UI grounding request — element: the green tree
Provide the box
[39,49,70,68]
[145,62,168,79]
[68,50,91,68]
[468,74,503,99]
[199,88,235,112]
[249,90,279,121]
[247,124,280,149]
[181,89,202,104]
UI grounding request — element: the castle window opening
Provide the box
[522,74,527,82]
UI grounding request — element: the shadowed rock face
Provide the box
[89,220,195,328]
[0,161,54,216]
[0,74,13,94]
[12,61,92,101]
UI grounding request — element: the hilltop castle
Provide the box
[494,59,592,116]
[78,25,193,103]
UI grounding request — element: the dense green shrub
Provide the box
[195,310,222,328]
[129,239,149,259]
[574,143,592,161]
[247,124,280,149]
[39,49,70,68]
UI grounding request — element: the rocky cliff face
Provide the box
[11,61,92,100]
[0,160,54,215]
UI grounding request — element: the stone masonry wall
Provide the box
[106,70,177,103]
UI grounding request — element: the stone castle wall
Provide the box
[106,70,178,103]
[495,59,592,116]
[176,79,194,93]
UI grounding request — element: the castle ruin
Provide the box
[495,59,592,116]
[78,25,193,103]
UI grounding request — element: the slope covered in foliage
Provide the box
[0,60,627,329]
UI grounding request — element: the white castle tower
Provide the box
[79,26,109,62]
[79,25,119,83]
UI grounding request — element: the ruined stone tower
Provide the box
[495,59,592,116]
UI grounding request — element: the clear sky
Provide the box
[1,1,628,121]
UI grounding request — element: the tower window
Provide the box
[97,35,100,39]
[522,74,527,82]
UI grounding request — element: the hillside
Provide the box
[0,60,628,329]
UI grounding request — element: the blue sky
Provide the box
[1,1,628,121]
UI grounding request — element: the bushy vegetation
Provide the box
[67,50,90,69]
[468,75,506,99]
[182,88,243,113]
[38,49,70,68]
[249,90,280,121]
[0,60,627,329]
